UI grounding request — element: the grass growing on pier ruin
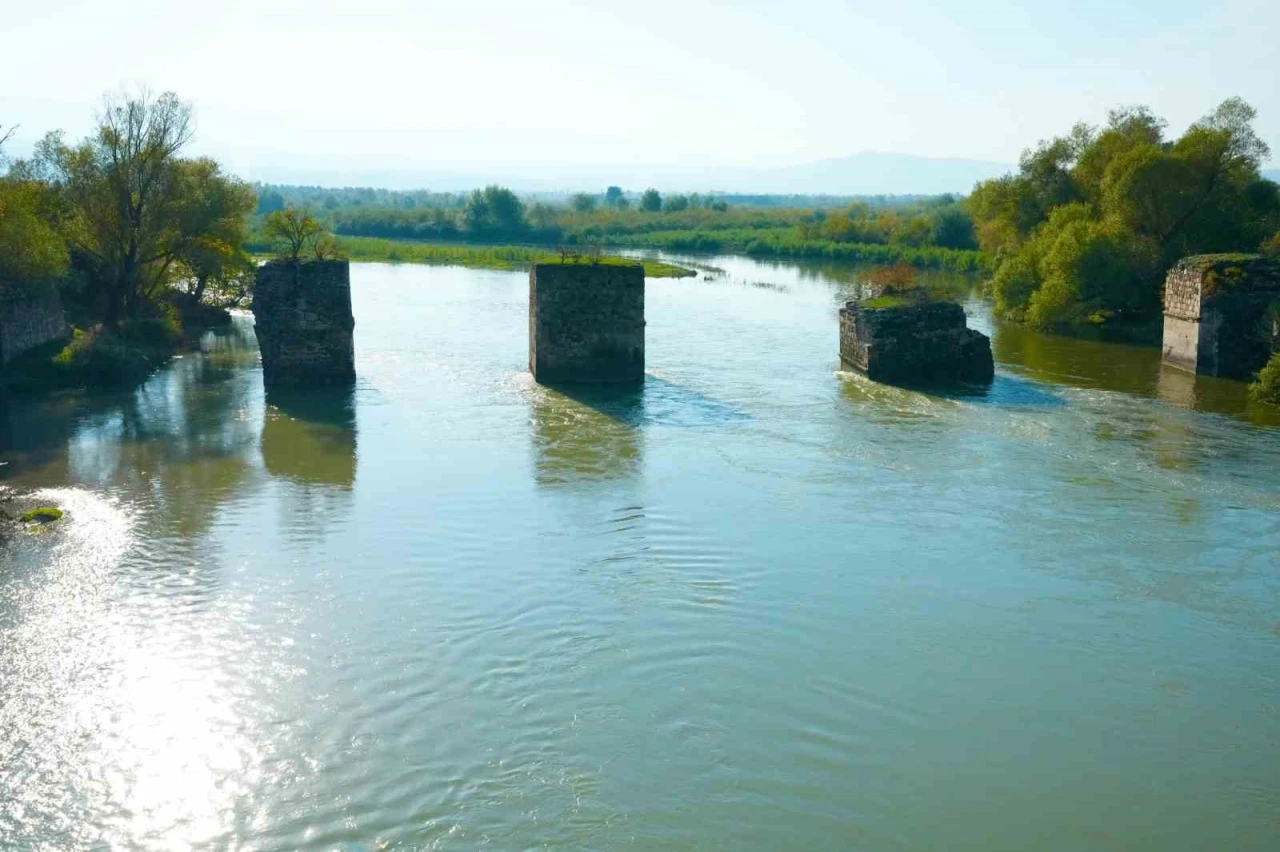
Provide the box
[334,237,697,278]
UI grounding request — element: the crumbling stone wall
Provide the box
[529,262,644,384]
[1161,255,1280,379]
[0,288,68,363]
[252,259,355,387]
[839,299,993,386]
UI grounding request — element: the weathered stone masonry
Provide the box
[1161,255,1280,379]
[529,262,645,384]
[839,299,993,386]
[252,259,356,387]
[0,288,68,364]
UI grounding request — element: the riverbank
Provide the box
[0,305,230,396]
[275,237,701,279]
[320,231,985,275]
[594,227,989,272]
[310,188,989,273]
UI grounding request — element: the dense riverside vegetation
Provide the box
[968,98,1280,331]
[0,92,256,389]
[264,185,987,272]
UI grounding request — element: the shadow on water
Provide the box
[529,374,748,486]
[538,374,749,430]
[937,373,1066,408]
[836,370,1064,418]
[530,382,643,485]
[260,386,358,489]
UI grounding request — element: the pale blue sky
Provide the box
[2,0,1276,183]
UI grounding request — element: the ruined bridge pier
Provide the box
[528,261,645,384]
[1162,255,1280,379]
[252,259,356,387]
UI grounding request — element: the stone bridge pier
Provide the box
[1162,255,1280,379]
[252,259,356,387]
[839,297,993,386]
[528,261,645,384]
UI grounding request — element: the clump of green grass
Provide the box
[333,237,696,278]
[20,506,63,524]
[859,295,915,309]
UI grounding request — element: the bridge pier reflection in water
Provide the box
[261,387,358,489]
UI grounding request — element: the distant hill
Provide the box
[240,152,1014,197]
[723,152,1013,196]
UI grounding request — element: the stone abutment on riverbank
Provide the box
[0,288,67,364]
[1162,254,1280,379]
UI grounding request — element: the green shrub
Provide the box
[991,249,1038,319]
[1260,231,1280,257]
[49,320,177,386]
[1250,351,1280,404]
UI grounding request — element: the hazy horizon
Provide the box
[3,0,1278,192]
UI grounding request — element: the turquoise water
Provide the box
[2,257,1278,850]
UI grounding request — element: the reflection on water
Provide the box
[530,383,643,485]
[992,318,1161,397]
[2,261,1279,851]
[993,317,1280,427]
[529,377,748,486]
[2,322,263,542]
[261,387,358,489]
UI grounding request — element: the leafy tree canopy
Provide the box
[971,97,1280,329]
[17,90,258,323]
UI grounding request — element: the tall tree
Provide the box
[569,192,597,213]
[171,158,256,304]
[32,90,195,323]
[1,123,70,286]
[463,185,526,236]
[263,206,326,261]
[0,180,69,285]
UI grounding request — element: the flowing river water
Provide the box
[1,255,1278,851]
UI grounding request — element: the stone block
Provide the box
[252,259,355,387]
[529,262,644,384]
[0,288,68,364]
[839,299,993,386]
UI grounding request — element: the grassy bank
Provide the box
[0,300,231,396]
[330,237,698,278]
[1,322,178,395]
[316,230,986,275]
[594,227,989,272]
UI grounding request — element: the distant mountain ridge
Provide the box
[729,152,1012,196]
[240,157,1280,198]
[241,152,1014,196]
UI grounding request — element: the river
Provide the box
[2,255,1278,850]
